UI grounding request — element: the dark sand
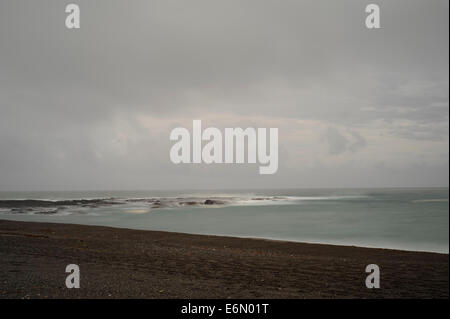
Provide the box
[0,219,448,299]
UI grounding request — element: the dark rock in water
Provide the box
[204,199,224,205]
[150,200,163,208]
[36,210,58,215]
[182,201,198,206]
[10,207,34,214]
[11,208,25,214]
[0,198,119,208]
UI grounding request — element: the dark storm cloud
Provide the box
[0,0,448,190]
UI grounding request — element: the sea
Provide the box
[0,188,448,253]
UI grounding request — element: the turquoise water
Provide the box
[0,188,448,253]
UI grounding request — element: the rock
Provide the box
[182,201,198,206]
[204,199,224,205]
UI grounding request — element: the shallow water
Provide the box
[0,188,448,253]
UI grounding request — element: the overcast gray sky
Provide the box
[0,0,448,190]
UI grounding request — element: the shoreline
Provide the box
[1,216,447,254]
[0,219,448,298]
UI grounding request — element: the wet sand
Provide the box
[0,219,448,299]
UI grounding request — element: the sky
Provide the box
[0,0,448,190]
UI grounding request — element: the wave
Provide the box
[0,196,288,214]
[0,194,372,215]
[0,198,119,208]
[0,198,119,215]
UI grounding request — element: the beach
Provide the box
[0,219,448,299]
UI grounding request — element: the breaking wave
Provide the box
[0,194,373,216]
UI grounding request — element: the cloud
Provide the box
[0,0,448,190]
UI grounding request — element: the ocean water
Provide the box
[0,188,448,253]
